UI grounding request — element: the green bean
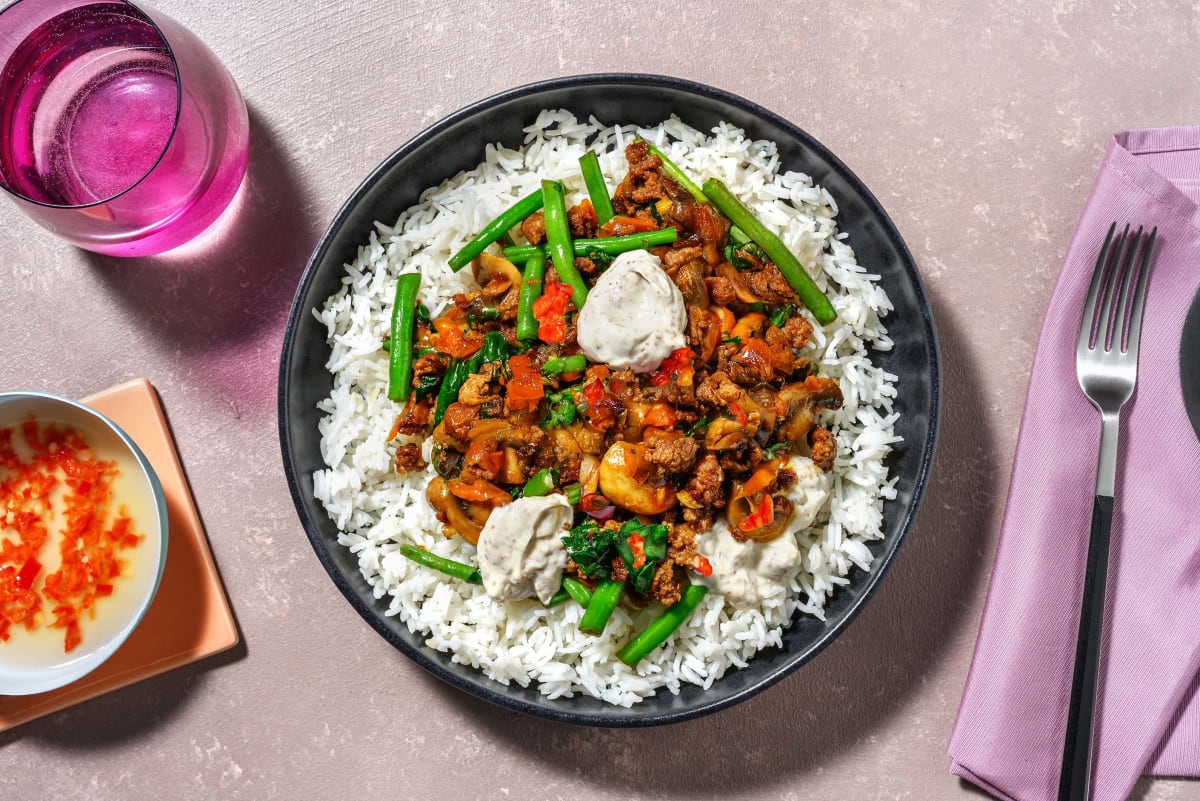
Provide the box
[579,578,625,635]
[639,139,706,204]
[521,467,559,498]
[448,189,544,272]
[637,139,749,245]
[400,545,482,584]
[562,576,592,608]
[515,252,546,341]
[502,229,679,263]
[545,586,571,607]
[387,274,422,402]
[541,179,588,309]
[433,359,468,425]
[579,150,615,225]
[541,354,586,375]
[702,178,837,325]
[563,481,582,506]
[616,583,709,666]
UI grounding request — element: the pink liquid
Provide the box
[0,1,249,256]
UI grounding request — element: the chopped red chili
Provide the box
[0,416,142,652]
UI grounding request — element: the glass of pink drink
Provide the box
[0,0,249,256]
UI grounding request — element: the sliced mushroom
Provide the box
[598,441,676,515]
[472,252,523,296]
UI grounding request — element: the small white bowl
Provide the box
[0,391,168,695]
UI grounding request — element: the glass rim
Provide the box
[0,0,183,210]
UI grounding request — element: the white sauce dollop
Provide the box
[475,495,571,604]
[576,250,687,373]
[695,456,831,610]
[695,522,800,610]
[783,455,830,531]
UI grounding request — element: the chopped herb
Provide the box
[686,417,710,437]
[723,241,768,270]
[647,202,663,225]
[413,373,440,400]
[579,246,616,269]
[541,385,580,428]
[561,518,668,595]
[768,304,794,328]
[721,334,742,347]
[765,441,791,459]
[562,519,617,580]
[416,303,431,322]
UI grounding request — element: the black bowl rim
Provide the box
[278,72,941,727]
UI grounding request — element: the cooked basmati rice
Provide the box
[312,110,900,706]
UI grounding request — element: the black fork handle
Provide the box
[1058,494,1114,801]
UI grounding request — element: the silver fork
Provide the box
[1058,222,1157,801]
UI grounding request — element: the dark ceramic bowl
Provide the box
[279,74,940,727]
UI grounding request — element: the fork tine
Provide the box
[1097,224,1134,351]
[1113,225,1144,350]
[1078,222,1117,351]
[1123,226,1157,356]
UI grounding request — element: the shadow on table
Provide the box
[0,640,245,750]
[426,284,1001,796]
[81,104,320,412]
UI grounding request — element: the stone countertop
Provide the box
[2,1,1199,799]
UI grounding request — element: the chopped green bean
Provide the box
[563,481,582,506]
[616,583,709,666]
[579,150,616,225]
[545,585,571,607]
[702,178,837,325]
[387,274,422,402]
[515,252,546,341]
[400,545,482,584]
[502,229,678,263]
[448,189,544,272]
[541,180,588,308]
[579,578,625,635]
[521,467,559,498]
[541,354,587,375]
[562,576,592,608]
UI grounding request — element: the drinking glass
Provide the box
[0,0,249,256]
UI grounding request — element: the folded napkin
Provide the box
[948,127,1200,801]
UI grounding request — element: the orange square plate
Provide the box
[0,378,238,732]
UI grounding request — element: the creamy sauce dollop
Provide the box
[695,456,831,609]
[475,495,571,604]
[576,250,687,373]
[695,522,801,610]
[783,455,830,531]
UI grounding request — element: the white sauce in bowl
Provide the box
[576,250,687,373]
[475,495,571,604]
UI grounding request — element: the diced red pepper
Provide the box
[739,494,775,532]
[694,556,713,577]
[729,401,749,426]
[532,282,574,344]
[650,347,694,387]
[14,557,41,591]
[629,533,646,569]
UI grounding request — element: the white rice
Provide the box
[312,110,900,706]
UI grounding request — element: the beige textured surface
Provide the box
[1,1,1199,798]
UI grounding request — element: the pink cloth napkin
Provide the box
[948,127,1200,801]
